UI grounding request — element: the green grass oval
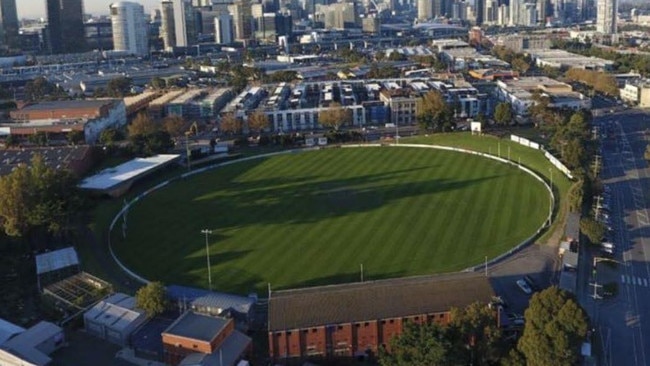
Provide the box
[113,147,549,294]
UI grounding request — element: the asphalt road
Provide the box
[585,108,650,366]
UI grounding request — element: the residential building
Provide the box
[596,0,617,34]
[475,0,484,25]
[620,82,650,107]
[268,273,495,363]
[85,19,113,51]
[537,0,548,25]
[161,0,176,50]
[495,77,591,117]
[83,293,147,346]
[162,312,252,366]
[0,0,18,47]
[46,0,86,54]
[110,2,149,56]
[318,2,358,29]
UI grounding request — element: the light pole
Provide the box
[548,168,553,226]
[201,229,213,291]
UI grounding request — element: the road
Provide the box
[584,108,650,366]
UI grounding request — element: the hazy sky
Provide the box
[17,0,160,19]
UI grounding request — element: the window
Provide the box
[338,326,343,330]
[312,329,318,333]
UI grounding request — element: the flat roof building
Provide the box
[83,293,147,346]
[162,312,251,366]
[0,321,65,366]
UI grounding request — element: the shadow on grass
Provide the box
[275,270,407,292]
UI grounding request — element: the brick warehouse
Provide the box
[268,272,495,363]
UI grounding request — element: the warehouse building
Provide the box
[268,273,495,363]
[5,99,127,144]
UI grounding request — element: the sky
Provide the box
[17,0,160,19]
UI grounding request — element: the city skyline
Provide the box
[17,0,160,19]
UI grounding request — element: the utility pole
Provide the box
[360,263,364,282]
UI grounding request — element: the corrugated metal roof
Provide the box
[0,319,25,345]
[269,272,494,331]
[35,247,79,275]
[167,285,255,316]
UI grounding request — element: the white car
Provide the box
[516,279,532,294]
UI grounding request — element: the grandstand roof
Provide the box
[79,154,179,191]
[269,272,494,331]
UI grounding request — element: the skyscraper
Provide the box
[417,0,433,20]
[596,0,616,34]
[475,0,484,25]
[0,0,18,48]
[161,0,176,50]
[173,0,193,47]
[46,0,86,54]
[110,2,148,56]
[214,12,233,44]
[228,0,253,42]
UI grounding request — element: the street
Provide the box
[584,109,650,366]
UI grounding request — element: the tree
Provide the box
[151,77,166,89]
[511,57,531,74]
[24,77,67,102]
[417,90,454,132]
[0,155,80,238]
[379,322,451,366]
[220,113,242,135]
[319,102,351,131]
[247,111,269,135]
[494,102,513,126]
[99,128,123,146]
[580,217,605,244]
[106,77,133,98]
[128,112,158,137]
[135,282,168,317]
[388,51,407,61]
[162,115,186,138]
[447,302,505,365]
[518,287,589,366]
[67,130,85,145]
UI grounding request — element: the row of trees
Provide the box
[491,46,533,75]
[380,287,589,366]
[565,68,619,97]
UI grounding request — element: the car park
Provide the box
[516,279,532,294]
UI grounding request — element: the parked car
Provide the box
[523,275,540,292]
[516,279,532,294]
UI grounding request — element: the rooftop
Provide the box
[84,293,145,331]
[79,154,180,190]
[164,312,231,343]
[1,321,62,366]
[18,99,116,112]
[35,247,79,275]
[0,146,92,177]
[0,319,25,345]
[167,285,255,316]
[268,272,494,331]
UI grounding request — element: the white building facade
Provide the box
[110,1,148,56]
[596,0,617,34]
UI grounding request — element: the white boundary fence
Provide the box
[511,134,573,180]
[108,143,555,283]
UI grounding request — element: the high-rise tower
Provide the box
[46,0,86,54]
[110,2,148,56]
